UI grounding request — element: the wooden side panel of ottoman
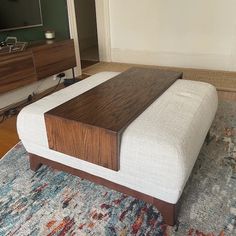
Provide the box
[29,153,178,226]
[45,116,120,171]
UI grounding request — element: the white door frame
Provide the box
[95,0,111,62]
[66,0,81,76]
[66,0,111,75]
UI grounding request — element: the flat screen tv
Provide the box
[0,0,43,32]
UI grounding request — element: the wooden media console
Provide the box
[45,67,182,171]
[0,39,76,94]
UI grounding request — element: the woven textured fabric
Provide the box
[17,72,217,204]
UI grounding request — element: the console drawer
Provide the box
[0,51,37,94]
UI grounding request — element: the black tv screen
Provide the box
[0,0,43,32]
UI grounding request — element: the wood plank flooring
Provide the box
[0,116,19,157]
[1,62,236,158]
[83,62,236,92]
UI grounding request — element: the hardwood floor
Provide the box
[83,62,236,92]
[1,62,236,158]
[0,116,19,157]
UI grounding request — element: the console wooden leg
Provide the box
[29,153,42,171]
[153,199,177,226]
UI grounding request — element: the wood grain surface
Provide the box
[0,116,19,157]
[0,39,76,93]
[0,51,37,94]
[32,39,76,80]
[45,68,182,170]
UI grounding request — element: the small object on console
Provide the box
[0,37,27,54]
[44,30,55,40]
[5,37,18,46]
[0,41,7,47]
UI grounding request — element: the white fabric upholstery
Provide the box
[17,72,218,204]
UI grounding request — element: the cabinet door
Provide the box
[0,51,37,94]
[32,40,77,80]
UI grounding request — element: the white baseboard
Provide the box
[111,48,236,71]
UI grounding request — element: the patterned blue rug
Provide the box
[0,100,236,236]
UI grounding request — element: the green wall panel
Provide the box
[0,0,70,42]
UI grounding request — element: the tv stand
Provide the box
[0,39,76,94]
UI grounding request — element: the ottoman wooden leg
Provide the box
[153,198,177,226]
[29,153,42,171]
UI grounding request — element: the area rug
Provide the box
[0,100,236,236]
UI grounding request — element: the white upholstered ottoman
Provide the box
[17,72,218,225]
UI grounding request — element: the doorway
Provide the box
[74,0,99,69]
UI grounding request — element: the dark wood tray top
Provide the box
[45,67,182,171]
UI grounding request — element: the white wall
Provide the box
[109,0,236,70]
